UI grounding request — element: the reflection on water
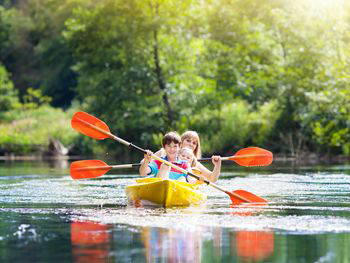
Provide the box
[71,221,111,263]
[0,211,350,262]
[69,221,275,263]
[234,231,274,262]
[141,227,202,262]
[1,161,350,262]
[47,158,69,170]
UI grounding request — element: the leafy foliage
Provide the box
[0,0,350,157]
[0,64,19,111]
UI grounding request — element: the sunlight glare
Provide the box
[295,0,346,20]
[309,0,344,12]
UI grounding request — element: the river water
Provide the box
[0,159,349,262]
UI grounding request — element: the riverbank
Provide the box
[1,153,349,165]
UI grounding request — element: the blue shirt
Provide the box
[148,157,189,180]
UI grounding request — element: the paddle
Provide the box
[70,160,203,180]
[70,160,142,179]
[71,111,268,205]
[198,147,273,167]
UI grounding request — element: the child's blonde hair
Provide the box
[179,147,197,167]
[181,131,202,159]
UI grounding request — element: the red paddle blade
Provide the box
[228,189,268,205]
[70,160,112,179]
[230,147,273,166]
[71,111,111,140]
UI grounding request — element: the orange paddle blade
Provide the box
[71,111,111,140]
[70,160,112,179]
[228,189,268,205]
[229,147,273,166]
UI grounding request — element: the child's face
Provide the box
[179,150,193,163]
[182,137,198,151]
[164,142,180,159]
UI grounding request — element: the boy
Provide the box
[139,131,190,180]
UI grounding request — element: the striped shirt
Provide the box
[148,157,189,180]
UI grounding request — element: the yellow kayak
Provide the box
[125,178,207,208]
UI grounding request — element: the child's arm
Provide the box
[210,156,222,182]
[194,156,222,182]
[139,150,153,177]
[140,148,165,164]
[157,163,171,179]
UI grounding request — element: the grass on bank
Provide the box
[0,105,79,155]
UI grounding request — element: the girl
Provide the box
[180,131,221,183]
[181,131,202,159]
[178,147,197,167]
[178,147,202,183]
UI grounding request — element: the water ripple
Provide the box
[1,171,350,234]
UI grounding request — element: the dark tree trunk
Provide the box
[152,1,174,127]
[153,30,175,127]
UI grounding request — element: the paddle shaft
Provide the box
[75,116,146,150]
[198,154,271,162]
[76,116,251,203]
[75,163,141,172]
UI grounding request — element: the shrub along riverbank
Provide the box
[0,105,78,155]
[0,102,348,163]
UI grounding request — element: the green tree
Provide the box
[201,0,350,155]
[63,0,209,154]
[0,0,77,107]
[0,64,18,112]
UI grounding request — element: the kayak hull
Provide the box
[125,178,206,208]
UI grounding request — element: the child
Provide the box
[181,131,202,159]
[181,131,221,183]
[178,147,204,184]
[139,132,190,180]
[178,147,197,168]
